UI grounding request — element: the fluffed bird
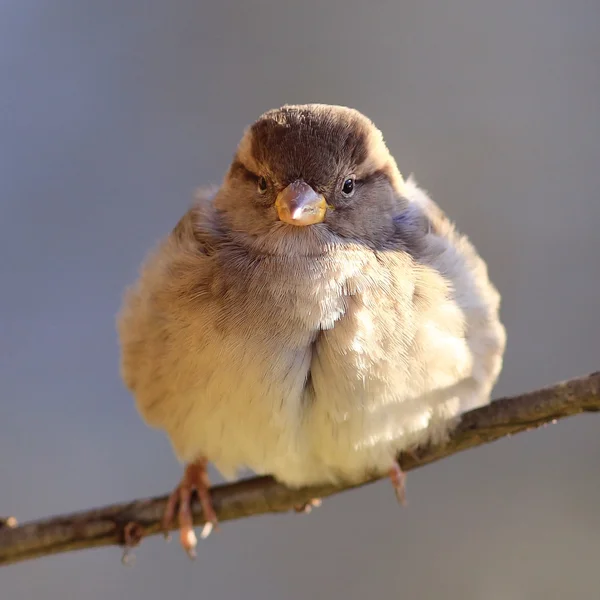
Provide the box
[117,104,506,556]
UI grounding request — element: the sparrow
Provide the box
[117,104,506,557]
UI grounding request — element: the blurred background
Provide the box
[1,1,599,598]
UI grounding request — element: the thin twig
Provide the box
[1,371,598,567]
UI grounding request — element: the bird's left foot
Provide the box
[293,498,322,514]
[389,462,407,506]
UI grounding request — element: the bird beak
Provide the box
[275,180,327,226]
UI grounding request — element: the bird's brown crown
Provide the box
[215,104,410,250]
[236,104,403,194]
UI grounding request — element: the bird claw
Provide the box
[293,498,322,514]
[121,521,145,566]
[182,528,198,559]
[200,521,214,539]
[162,459,218,557]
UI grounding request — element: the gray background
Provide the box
[1,1,599,599]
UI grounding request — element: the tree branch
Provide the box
[1,371,599,567]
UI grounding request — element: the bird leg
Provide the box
[389,461,407,506]
[161,458,218,558]
[293,498,322,514]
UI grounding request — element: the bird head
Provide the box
[215,104,409,255]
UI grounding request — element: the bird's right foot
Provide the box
[161,458,218,558]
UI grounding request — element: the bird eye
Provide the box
[257,176,268,193]
[341,177,355,197]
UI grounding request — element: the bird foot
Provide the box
[162,458,218,559]
[293,498,322,514]
[389,462,407,506]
